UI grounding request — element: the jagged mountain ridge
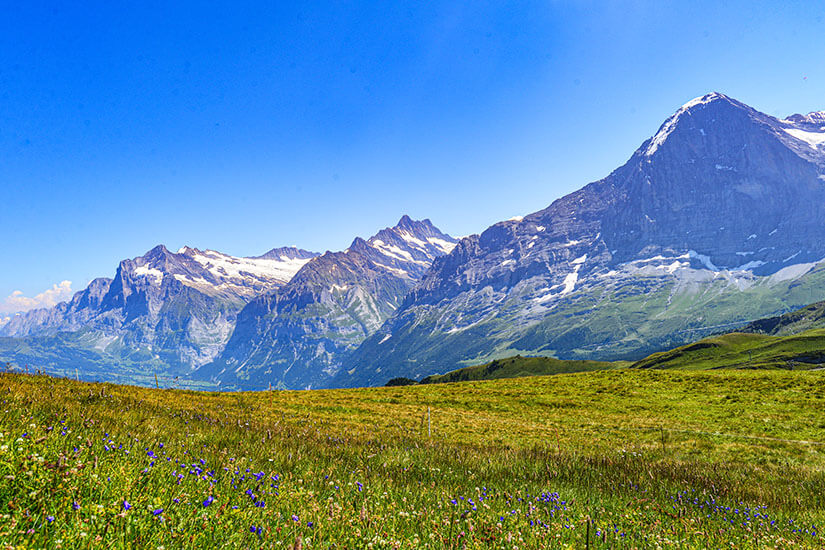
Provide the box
[0,245,318,372]
[202,216,457,390]
[336,93,825,387]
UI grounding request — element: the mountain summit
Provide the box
[200,217,457,389]
[336,93,825,387]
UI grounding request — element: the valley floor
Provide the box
[0,369,823,548]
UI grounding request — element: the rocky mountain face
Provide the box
[0,245,317,374]
[201,216,457,390]
[336,93,825,387]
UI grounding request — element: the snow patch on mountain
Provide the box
[369,240,421,263]
[188,249,312,284]
[769,261,819,283]
[559,272,579,295]
[645,93,726,156]
[733,260,766,271]
[398,231,429,248]
[688,250,718,271]
[134,265,164,281]
[426,237,457,254]
[782,127,825,149]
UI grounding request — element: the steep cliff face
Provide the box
[0,245,318,374]
[337,93,825,387]
[203,216,457,389]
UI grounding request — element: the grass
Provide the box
[632,329,825,370]
[419,355,622,384]
[741,300,825,336]
[1,369,824,548]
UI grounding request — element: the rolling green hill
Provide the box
[631,329,825,370]
[741,300,825,336]
[419,354,623,384]
[421,301,825,383]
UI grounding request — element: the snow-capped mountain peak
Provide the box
[201,217,457,389]
[779,112,825,151]
[644,92,737,156]
[335,92,825,388]
[783,111,825,126]
[120,245,318,300]
[364,216,458,274]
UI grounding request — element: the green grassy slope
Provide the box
[348,261,825,388]
[1,370,824,548]
[632,328,825,370]
[419,354,623,384]
[741,300,825,336]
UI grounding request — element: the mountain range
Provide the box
[3,92,825,389]
[336,93,825,387]
[199,216,456,389]
[0,218,457,387]
[0,245,317,380]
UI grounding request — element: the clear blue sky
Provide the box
[1,1,824,312]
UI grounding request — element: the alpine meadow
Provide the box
[3,2,825,549]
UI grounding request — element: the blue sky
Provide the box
[1,1,824,313]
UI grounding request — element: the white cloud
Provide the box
[0,281,73,314]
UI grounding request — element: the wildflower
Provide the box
[72,501,80,510]
[46,516,54,523]
[153,508,163,516]
[203,496,214,507]
[292,515,299,522]
[123,501,132,510]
